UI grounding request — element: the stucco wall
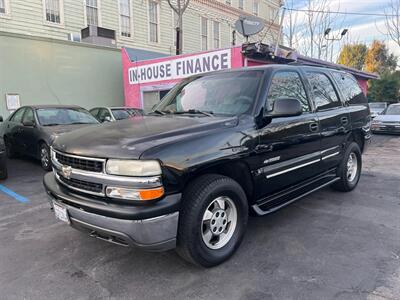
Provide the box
[0,32,124,118]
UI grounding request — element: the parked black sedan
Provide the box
[0,105,99,170]
[0,136,7,179]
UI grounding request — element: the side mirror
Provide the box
[268,98,303,118]
[23,120,34,127]
[104,116,112,122]
[0,116,3,122]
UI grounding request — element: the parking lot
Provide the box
[0,134,398,300]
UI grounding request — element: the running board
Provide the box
[252,177,340,216]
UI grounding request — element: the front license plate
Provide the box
[53,201,70,224]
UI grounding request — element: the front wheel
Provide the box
[332,142,362,192]
[176,174,248,267]
[40,143,52,171]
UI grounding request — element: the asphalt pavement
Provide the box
[0,134,399,300]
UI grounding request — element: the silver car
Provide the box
[371,103,400,134]
[369,102,387,118]
[90,107,144,123]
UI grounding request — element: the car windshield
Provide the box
[384,105,400,115]
[111,109,132,120]
[153,70,263,116]
[36,108,99,126]
[369,103,386,109]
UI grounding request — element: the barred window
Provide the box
[86,0,99,26]
[149,0,159,42]
[213,21,220,49]
[45,0,61,23]
[201,17,208,51]
[253,0,259,16]
[238,0,244,10]
[119,0,131,37]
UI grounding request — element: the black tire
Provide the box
[331,142,362,192]
[176,174,248,267]
[39,143,52,171]
[4,137,17,159]
[0,155,7,180]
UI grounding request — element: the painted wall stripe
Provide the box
[0,184,29,203]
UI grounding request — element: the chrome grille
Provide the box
[57,173,103,194]
[55,152,103,172]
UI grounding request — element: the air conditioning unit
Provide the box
[81,25,116,47]
[67,32,81,42]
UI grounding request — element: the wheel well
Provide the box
[350,130,365,152]
[185,161,255,204]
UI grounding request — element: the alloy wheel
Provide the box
[201,196,238,250]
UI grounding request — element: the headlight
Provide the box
[106,159,161,177]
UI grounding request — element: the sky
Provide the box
[284,0,400,58]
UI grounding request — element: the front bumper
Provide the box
[371,124,400,134]
[44,173,180,251]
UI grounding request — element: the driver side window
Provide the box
[267,71,310,112]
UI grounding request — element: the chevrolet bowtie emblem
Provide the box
[61,165,72,179]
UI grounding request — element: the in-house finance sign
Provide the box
[128,49,231,85]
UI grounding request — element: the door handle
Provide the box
[341,117,349,126]
[309,122,319,132]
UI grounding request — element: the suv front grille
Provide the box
[55,152,103,172]
[57,174,103,194]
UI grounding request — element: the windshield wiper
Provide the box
[148,110,166,115]
[43,123,60,126]
[173,109,214,117]
[68,122,95,125]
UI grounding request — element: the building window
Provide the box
[119,0,131,37]
[225,0,231,5]
[86,0,99,26]
[201,17,208,51]
[44,0,62,23]
[269,6,278,22]
[0,0,7,14]
[213,21,220,49]
[238,0,244,10]
[149,0,159,43]
[252,0,259,16]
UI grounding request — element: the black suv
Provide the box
[44,65,371,267]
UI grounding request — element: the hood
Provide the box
[42,124,97,135]
[52,115,238,159]
[373,114,400,122]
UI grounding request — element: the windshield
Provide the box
[369,103,386,109]
[36,108,99,126]
[153,70,263,116]
[111,109,131,120]
[384,105,400,115]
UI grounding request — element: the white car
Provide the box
[90,107,144,123]
[369,102,387,118]
[371,103,400,134]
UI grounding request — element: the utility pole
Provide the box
[274,7,286,56]
[167,0,191,55]
[323,28,348,63]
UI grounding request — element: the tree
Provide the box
[364,40,397,74]
[337,43,367,70]
[167,0,191,55]
[368,71,400,103]
[384,0,400,48]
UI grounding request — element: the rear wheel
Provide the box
[40,143,52,171]
[332,142,362,192]
[176,174,248,267]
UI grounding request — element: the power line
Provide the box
[285,7,397,17]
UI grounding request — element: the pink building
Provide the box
[122,44,377,111]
